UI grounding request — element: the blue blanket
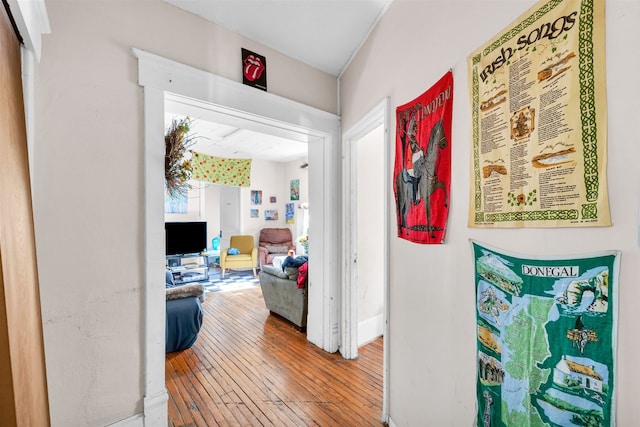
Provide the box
[282,255,308,271]
[166,297,203,353]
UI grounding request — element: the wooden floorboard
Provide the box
[166,285,384,426]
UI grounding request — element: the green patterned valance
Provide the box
[191,151,251,187]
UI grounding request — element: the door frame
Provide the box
[0,3,50,423]
[341,97,390,422]
[133,48,341,424]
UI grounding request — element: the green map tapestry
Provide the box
[191,151,252,187]
[472,240,619,426]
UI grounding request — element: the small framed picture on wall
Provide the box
[285,203,295,224]
[250,209,259,218]
[270,196,277,203]
[265,210,278,221]
[290,179,300,201]
[251,190,262,205]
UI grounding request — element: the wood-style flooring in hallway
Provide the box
[166,284,384,426]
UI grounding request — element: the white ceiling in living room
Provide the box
[166,113,309,163]
[161,0,392,77]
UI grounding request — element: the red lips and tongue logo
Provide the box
[243,55,265,82]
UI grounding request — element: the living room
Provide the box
[163,134,310,258]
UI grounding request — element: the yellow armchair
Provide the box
[220,235,258,278]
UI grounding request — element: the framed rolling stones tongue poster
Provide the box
[242,48,267,91]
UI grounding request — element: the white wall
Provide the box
[31,1,336,425]
[241,158,296,242]
[283,157,309,246]
[340,1,640,425]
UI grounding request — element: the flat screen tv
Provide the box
[165,221,207,256]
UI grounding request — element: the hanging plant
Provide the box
[165,117,196,197]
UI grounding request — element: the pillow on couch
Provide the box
[284,267,299,280]
[265,244,289,254]
[166,270,176,287]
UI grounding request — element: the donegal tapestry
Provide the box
[394,71,453,244]
[191,152,252,187]
[472,240,619,427]
[467,0,610,228]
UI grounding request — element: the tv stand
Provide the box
[166,253,209,284]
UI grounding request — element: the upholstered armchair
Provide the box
[258,228,295,268]
[220,235,258,278]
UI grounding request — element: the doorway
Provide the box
[342,98,390,422]
[135,48,341,421]
[356,124,385,342]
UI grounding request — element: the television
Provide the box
[165,221,207,256]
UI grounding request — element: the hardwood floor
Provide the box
[165,284,384,426]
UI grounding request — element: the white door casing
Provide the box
[133,48,341,425]
[341,97,390,423]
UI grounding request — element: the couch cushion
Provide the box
[284,267,299,280]
[226,254,253,261]
[264,244,289,254]
[261,264,291,280]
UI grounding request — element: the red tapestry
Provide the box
[394,71,453,244]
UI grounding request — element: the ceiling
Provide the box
[162,0,391,162]
[166,113,309,163]
[163,0,392,77]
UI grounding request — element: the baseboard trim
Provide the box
[358,314,384,347]
[108,413,143,427]
[107,388,168,427]
[143,389,169,426]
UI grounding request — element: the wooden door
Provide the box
[0,4,50,426]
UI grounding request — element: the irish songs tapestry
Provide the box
[467,0,610,228]
[394,71,453,244]
[472,240,619,427]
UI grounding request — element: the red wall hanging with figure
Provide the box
[394,70,453,244]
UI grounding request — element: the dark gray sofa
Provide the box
[258,265,308,328]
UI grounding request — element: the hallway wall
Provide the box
[32,1,337,425]
[340,1,640,425]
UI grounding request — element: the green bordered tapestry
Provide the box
[467,0,610,228]
[472,240,619,426]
